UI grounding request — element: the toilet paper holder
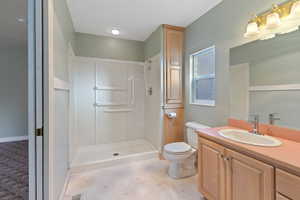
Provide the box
[166,112,177,119]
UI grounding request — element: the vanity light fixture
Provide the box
[266,5,281,29]
[291,0,300,18]
[278,22,299,34]
[244,17,260,38]
[244,0,300,40]
[278,0,300,34]
[260,33,276,40]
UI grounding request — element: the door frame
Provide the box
[28,0,37,198]
[28,0,55,199]
[43,0,55,199]
[28,0,45,199]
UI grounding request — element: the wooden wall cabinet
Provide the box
[164,25,184,107]
[162,25,185,146]
[198,137,275,200]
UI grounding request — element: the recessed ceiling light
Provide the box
[17,17,25,23]
[111,29,120,35]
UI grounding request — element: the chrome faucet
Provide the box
[269,113,280,125]
[249,115,260,135]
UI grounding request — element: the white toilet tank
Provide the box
[186,122,210,148]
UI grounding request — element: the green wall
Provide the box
[53,0,75,81]
[0,48,27,139]
[184,0,287,127]
[52,0,75,199]
[74,32,145,62]
[54,0,75,48]
[144,26,163,59]
[73,25,163,62]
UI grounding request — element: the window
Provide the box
[190,46,216,106]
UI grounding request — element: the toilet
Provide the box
[163,122,210,179]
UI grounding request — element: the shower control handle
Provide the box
[148,87,153,96]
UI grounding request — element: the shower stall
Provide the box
[70,55,162,169]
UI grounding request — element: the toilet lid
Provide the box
[164,142,192,154]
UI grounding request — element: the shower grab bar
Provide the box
[94,86,127,91]
[94,103,128,107]
[103,109,132,113]
[129,78,135,105]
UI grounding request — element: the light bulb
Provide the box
[244,21,260,38]
[266,12,281,29]
[291,1,300,18]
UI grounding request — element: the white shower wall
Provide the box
[72,57,146,147]
[144,55,163,149]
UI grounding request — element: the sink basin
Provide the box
[218,129,282,147]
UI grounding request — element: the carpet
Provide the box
[0,141,28,200]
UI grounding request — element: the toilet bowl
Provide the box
[163,122,210,179]
[163,142,197,179]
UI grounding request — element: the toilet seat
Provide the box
[164,142,192,154]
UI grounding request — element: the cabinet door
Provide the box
[164,26,184,106]
[198,138,226,200]
[163,108,184,144]
[276,193,290,200]
[276,169,300,200]
[226,149,275,200]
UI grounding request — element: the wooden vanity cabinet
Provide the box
[276,193,290,200]
[198,137,275,200]
[226,149,274,200]
[276,169,300,200]
[198,138,226,200]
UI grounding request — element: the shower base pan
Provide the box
[70,139,158,173]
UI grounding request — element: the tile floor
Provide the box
[65,158,204,200]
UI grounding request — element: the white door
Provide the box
[28,0,44,199]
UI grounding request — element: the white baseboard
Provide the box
[0,136,29,143]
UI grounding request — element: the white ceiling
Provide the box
[67,0,222,41]
[0,0,27,49]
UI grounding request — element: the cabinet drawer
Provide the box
[276,193,290,200]
[276,169,300,200]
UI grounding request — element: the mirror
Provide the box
[229,31,300,130]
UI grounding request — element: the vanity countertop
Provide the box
[197,126,300,176]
